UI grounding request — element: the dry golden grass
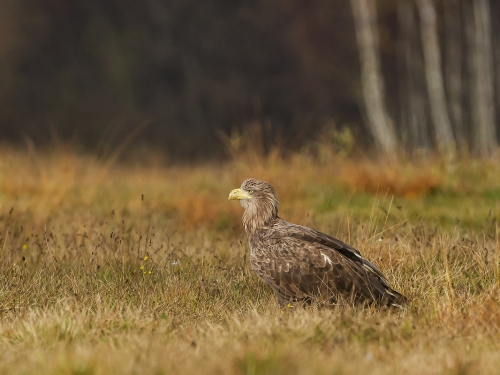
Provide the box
[1,144,500,374]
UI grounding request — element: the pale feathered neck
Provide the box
[241,193,278,234]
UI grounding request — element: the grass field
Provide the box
[1,144,500,374]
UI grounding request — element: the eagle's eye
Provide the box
[248,190,254,194]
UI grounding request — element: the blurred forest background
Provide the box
[0,0,499,159]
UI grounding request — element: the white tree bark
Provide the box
[398,1,429,149]
[471,0,496,156]
[350,0,397,155]
[444,0,463,145]
[416,0,455,153]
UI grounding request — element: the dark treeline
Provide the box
[0,0,499,158]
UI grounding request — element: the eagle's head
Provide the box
[228,178,279,232]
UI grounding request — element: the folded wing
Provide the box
[250,222,407,307]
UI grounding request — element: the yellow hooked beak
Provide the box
[228,188,252,201]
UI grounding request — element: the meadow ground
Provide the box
[1,144,500,374]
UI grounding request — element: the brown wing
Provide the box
[250,221,407,307]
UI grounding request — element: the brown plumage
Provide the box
[228,178,408,308]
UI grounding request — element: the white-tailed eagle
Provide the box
[228,178,407,308]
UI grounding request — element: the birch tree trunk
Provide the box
[444,0,463,145]
[416,0,455,153]
[350,0,397,155]
[398,0,429,149]
[471,0,496,156]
